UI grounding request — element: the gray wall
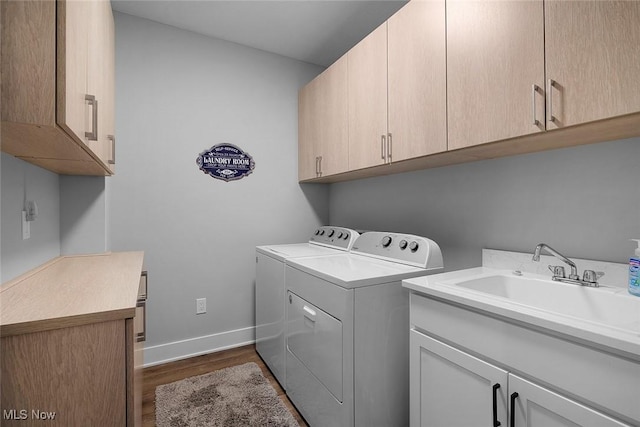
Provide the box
[112,12,328,362]
[60,176,109,255]
[330,137,640,272]
[1,153,61,282]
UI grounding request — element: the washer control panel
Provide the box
[350,232,443,269]
[309,226,360,251]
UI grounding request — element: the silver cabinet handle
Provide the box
[318,156,322,177]
[107,135,115,165]
[381,134,386,161]
[315,156,319,177]
[387,133,392,163]
[136,298,146,342]
[531,84,540,126]
[547,79,557,123]
[85,94,98,141]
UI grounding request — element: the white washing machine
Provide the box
[255,226,360,389]
[284,231,443,427]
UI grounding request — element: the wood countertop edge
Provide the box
[0,307,135,338]
[0,251,144,337]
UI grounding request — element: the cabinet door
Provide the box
[410,330,509,427]
[509,374,631,427]
[87,0,115,172]
[348,23,388,171]
[57,0,90,142]
[315,56,348,177]
[388,0,447,161]
[298,78,320,181]
[447,0,545,150]
[103,1,116,172]
[545,1,640,128]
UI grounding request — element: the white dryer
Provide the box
[255,226,359,389]
[284,231,443,427]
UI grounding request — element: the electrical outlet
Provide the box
[22,211,30,240]
[196,298,206,314]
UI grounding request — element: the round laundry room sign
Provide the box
[196,143,255,182]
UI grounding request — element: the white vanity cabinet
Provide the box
[408,293,639,427]
[411,330,629,427]
[410,330,508,427]
[509,374,629,427]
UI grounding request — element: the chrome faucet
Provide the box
[532,243,579,279]
[532,243,603,287]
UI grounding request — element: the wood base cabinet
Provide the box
[0,253,144,426]
[1,321,127,426]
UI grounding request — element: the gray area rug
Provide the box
[156,362,300,427]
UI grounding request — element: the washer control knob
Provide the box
[328,229,335,237]
[319,229,325,235]
[343,232,350,240]
[409,241,419,252]
[337,232,343,239]
[399,240,408,250]
[381,236,392,247]
[315,229,321,235]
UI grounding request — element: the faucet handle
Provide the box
[583,270,604,283]
[548,265,565,278]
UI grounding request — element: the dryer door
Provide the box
[287,291,343,402]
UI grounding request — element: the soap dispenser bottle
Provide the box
[630,239,640,296]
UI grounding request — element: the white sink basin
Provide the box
[403,267,640,356]
[449,272,640,332]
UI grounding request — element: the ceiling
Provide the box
[111,0,408,68]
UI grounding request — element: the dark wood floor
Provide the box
[142,344,308,426]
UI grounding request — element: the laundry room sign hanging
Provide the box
[196,143,255,182]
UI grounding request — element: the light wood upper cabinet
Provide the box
[388,0,447,162]
[545,0,640,128]
[298,81,318,181]
[57,0,89,144]
[298,0,640,183]
[65,0,116,171]
[1,0,115,176]
[298,56,349,180]
[348,23,388,171]
[348,0,447,170]
[446,0,545,150]
[89,0,116,172]
[316,56,349,177]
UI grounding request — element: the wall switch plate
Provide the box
[22,211,30,240]
[196,298,206,314]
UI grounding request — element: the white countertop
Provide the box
[404,266,640,359]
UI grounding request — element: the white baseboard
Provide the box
[143,326,255,367]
